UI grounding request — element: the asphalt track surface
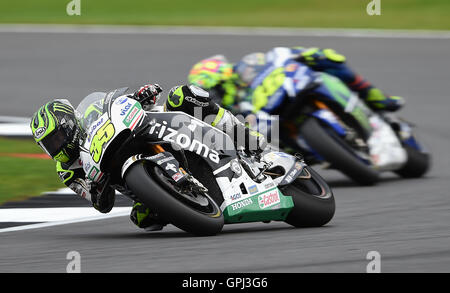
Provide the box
[1,28,450,273]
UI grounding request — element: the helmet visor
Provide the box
[38,127,69,157]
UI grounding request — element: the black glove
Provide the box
[89,177,115,213]
[134,84,163,109]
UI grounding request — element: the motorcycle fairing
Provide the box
[121,152,187,184]
[310,109,347,137]
[311,73,373,136]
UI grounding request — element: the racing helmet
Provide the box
[30,100,81,163]
[233,52,267,86]
[188,55,235,89]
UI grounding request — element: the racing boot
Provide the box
[130,202,168,231]
[361,87,405,112]
[297,48,404,112]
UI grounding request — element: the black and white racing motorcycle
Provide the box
[76,88,335,236]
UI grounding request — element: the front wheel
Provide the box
[125,162,224,236]
[395,145,431,178]
[299,117,379,185]
[283,167,335,227]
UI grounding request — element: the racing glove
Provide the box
[89,176,115,213]
[133,84,163,110]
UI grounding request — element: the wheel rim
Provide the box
[150,165,219,215]
[281,167,331,199]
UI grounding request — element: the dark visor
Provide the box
[39,127,69,157]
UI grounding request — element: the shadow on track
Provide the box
[325,174,434,188]
[70,223,336,240]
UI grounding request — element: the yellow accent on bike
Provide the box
[89,119,115,163]
[252,67,286,112]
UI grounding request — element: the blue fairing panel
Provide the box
[310,109,347,137]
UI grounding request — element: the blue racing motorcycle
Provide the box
[234,56,430,185]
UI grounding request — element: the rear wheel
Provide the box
[299,117,379,185]
[125,162,224,236]
[283,167,335,227]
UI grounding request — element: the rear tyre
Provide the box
[284,167,335,227]
[299,117,379,185]
[395,145,430,178]
[125,162,224,236]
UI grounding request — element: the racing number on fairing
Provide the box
[252,67,286,111]
[89,119,115,163]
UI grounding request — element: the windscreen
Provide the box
[75,92,107,132]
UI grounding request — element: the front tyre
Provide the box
[283,167,335,227]
[125,162,224,236]
[395,145,431,178]
[299,117,379,185]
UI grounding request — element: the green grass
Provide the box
[0,0,449,30]
[0,138,62,205]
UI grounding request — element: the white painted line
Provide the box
[0,207,131,222]
[0,123,32,136]
[41,187,124,196]
[0,24,450,39]
[0,207,132,233]
[0,116,30,123]
[42,187,74,195]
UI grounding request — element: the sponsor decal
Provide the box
[123,105,140,127]
[83,161,91,174]
[264,182,275,189]
[87,166,100,180]
[149,120,220,164]
[248,185,258,195]
[148,153,165,160]
[288,167,299,180]
[115,96,128,105]
[185,96,209,107]
[258,190,281,209]
[231,198,253,211]
[88,117,104,142]
[34,127,46,139]
[230,193,242,201]
[172,172,184,182]
[120,103,132,116]
[285,175,294,183]
[157,156,174,165]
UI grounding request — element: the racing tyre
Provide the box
[284,166,335,227]
[299,117,379,185]
[125,162,224,236]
